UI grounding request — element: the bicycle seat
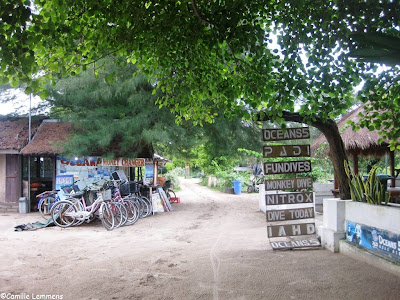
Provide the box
[69,191,84,198]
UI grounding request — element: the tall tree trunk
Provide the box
[258,111,351,200]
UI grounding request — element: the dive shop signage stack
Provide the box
[263,127,320,250]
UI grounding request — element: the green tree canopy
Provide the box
[1,1,399,199]
[1,1,383,120]
[48,58,262,165]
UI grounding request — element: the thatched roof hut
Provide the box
[20,119,154,158]
[311,105,393,158]
[0,116,45,153]
[20,120,73,156]
[311,105,399,188]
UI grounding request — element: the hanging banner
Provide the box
[262,127,310,142]
[263,145,310,158]
[264,177,313,191]
[264,160,312,175]
[346,221,400,262]
[100,158,145,167]
[58,157,146,167]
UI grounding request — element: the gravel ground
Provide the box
[0,178,399,300]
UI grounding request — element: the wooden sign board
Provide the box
[265,177,313,191]
[270,237,321,250]
[266,207,315,222]
[262,127,310,142]
[265,192,314,205]
[267,223,316,238]
[263,145,310,158]
[264,160,311,175]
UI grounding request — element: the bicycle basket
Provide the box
[119,182,130,196]
[102,189,112,201]
[111,170,128,182]
[128,181,138,193]
[163,180,171,190]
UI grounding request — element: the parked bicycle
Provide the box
[50,181,117,230]
[36,190,60,219]
[36,183,80,219]
[110,172,152,219]
[163,180,176,202]
[110,181,140,226]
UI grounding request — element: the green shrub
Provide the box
[164,167,185,190]
[344,161,389,205]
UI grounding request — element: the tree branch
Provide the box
[256,110,351,199]
[191,0,213,26]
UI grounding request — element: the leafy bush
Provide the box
[344,161,389,205]
[200,169,250,192]
[164,167,185,190]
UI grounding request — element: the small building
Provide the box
[0,117,162,210]
[311,105,400,199]
[0,116,45,206]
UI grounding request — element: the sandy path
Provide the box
[0,178,399,300]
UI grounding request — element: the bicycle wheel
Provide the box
[137,197,150,219]
[124,197,140,225]
[165,190,172,202]
[100,202,115,230]
[39,196,57,219]
[168,190,176,202]
[140,196,152,218]
[68,199,85,226]
[51,200,77,228]
[117,202,128,226]
[110,202,127,228]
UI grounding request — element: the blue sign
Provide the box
[145,164,153,179]
[55,175,74,190]
[346,220,400,262]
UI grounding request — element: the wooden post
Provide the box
[153,160,158,186]
[390,150,395,187]
[353,154,359,175]
[185,163,190,179]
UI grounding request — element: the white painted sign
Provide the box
[262,145,310,158]
[264,160,312,175]
[265,192,314,205]
[270,238,321,250]
[262,127,310,141]
[266,207,315,222]
[267,223,316,238]
[264,177,313,191]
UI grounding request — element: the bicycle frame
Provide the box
[36,191,60,209]
[66,191,105,222]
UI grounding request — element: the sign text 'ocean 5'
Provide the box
[262,127,310,142]
[270,238,320,250]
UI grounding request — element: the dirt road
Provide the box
[0,178,399,300]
